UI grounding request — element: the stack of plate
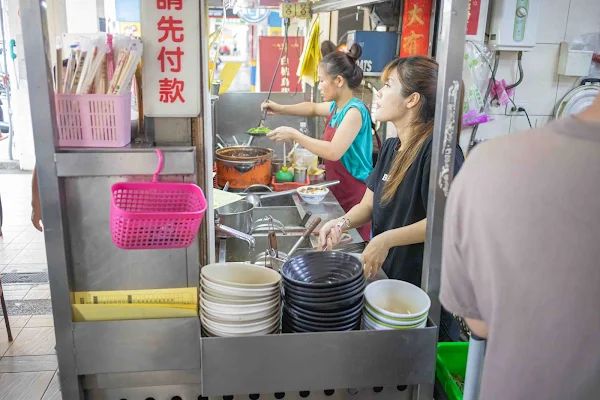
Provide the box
[362,280,430,330]
[200,263,281,337]
[281,252,365,333]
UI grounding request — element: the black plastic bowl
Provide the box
[283,313,361,333]
[281,252,363,289]
[284,291,364,312]
[283,273,365,298]
[284,297,364,319]
[283,280,365,304]
[283,304,363,327]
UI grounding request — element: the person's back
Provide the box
[440,109,600,398]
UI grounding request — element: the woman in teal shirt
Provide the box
[262,41,373,239]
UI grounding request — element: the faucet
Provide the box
[215,223,256,248]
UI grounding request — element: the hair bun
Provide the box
[346,43,363,62]
[320,40,337,57]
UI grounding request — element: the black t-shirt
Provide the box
[366,135,464,285]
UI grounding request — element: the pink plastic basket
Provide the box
[55,93,132,147]
[110,149,207,250]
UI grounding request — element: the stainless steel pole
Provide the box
[416,0,468,399]
[463,337,487,400]
[18,0,83,398]
[0,0,14,160]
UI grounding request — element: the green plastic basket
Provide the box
[436,342,469,400]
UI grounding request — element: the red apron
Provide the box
[323,114,371,241]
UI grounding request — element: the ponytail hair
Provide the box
[381,56,439,205]
[319,40,364,89]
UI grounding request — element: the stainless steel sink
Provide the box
[219,234,314,263]
[259,195,296,207]
[252,206,305,232]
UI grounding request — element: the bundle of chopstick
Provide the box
[55,34,143,96]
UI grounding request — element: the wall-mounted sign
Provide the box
[142,0,201,117]
[258,36,304,93]
[399,0,433,57]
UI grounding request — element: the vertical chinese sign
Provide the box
[258,36,304,93]
[141,0,201,117]
[399,0,433,57]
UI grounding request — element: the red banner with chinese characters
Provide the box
[259,36,304,93]
[467,0,482,35]
[399,0,433,57]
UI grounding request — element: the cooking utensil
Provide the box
[215,200,254,234]
[215,147,273,190]
[294,166,307,183]
[286,217,321,260]
[244,180,340,208]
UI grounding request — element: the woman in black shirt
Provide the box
[319,56,464,285]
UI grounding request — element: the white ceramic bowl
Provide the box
[362,312,426,331]
[201,306,279,323]
[364,280,431,320]
[201,312,280,335]
[201,297,280,316]
[296,186,329,204]
[202,318,279,337]
[201,263,281,289]
[202,278,280,298]
[200,285,279,303]
[364,304,428,326]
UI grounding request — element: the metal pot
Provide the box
[215,200,254,234]
[215,147,273,190]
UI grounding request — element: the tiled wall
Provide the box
[461,0,600,148]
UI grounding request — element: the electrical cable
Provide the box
[508,97,532,128]
[468,50,500,152]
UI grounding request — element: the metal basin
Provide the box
[220,235,314,263]
[252,206,305,230]
[259,195,296,207]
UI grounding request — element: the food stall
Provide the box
[19,0,467,398]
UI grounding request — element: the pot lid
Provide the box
[555,81,600,118]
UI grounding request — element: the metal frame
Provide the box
[19,0,82,397]
[18,0,469,398]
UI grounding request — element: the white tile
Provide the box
[41,371,61,400]
[10,250,47,265]
[3,290,29,301]
[0,371,55,400]
[4,327,56,356]
[0,326,24,357]
[0,249,22,264]
[0,355,57,373]
[510,115,552,133]
[565,0,600,43]
[1,264,48,274]
[23,289,51,301]
[25,315,54,328]
[469,115,513,142]
[513,44,561,116]
[537,0,570,44]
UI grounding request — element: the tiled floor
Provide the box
[0,172,61,400]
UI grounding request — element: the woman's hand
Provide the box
[362,234,390,279]
[267,126,300,143]
[318,219,344,251]
[31,196,43,232]
[261,100,284,115]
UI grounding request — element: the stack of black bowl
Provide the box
[281,252,366,333]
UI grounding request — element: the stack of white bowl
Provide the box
[200,263,281,337]
[362,280,430,330]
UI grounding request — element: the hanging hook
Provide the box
[152,148,165,182]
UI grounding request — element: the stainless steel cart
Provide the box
[19,0,469,398]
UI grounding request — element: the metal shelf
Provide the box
[311,0,388,13]
[55,147,196,177]
[201,323,438,396]
[73,318,202,374]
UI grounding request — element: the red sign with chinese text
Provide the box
[142,0,200,116]
[258,36,304,93]
[399,0,433,57]
[466,0,482,35]
[156,1,186,104]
